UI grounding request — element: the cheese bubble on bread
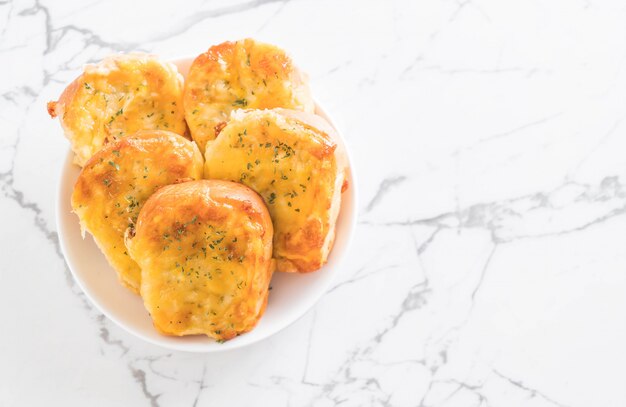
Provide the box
[48,53,187,166]
[127,180,274,341]
[204,108,347,273]
[72,130,203,293]
[183,39,314,153]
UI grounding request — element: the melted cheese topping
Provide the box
[127,180,274,341]
[49,53,187,166]
[183,38,314,153]
[71,131,204,293]
[204,109,345,272]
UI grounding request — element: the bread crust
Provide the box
[49,53,187,166]
[183,39,314,153]
[204,109,347,273]
[71,130,204,293]
[127,180,274,341]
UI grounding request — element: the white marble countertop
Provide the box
[2,0,626,405]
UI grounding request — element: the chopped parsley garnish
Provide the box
[233,98,248,107]
[108,108,123,124]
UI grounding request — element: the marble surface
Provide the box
[2,0,626,405]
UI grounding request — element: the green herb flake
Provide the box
[233,98,248,107]
[268,192,276,204]
[108,108,124,125]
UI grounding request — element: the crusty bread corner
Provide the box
[48,52,187,167]
[46,101,57,118]
[81,52,185,89]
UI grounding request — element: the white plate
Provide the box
[55,57,357,352]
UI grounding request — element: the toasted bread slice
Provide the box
[48,53,187,166]
[183,39,314,153]
[72,130,203,293]
[127,180,274,341]
[204,109,347,273]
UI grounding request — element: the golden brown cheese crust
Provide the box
[48,53,187,166]
[183,39,314,153]
[126,180,274,341]
[204,109,347,273]
[71,131,204,293]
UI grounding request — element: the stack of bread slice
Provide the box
[49,39,348,341]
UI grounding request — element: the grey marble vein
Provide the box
[492,370,570,407]
[457,112,564,153]
[365,175,408,213]
[362,176,626,245]
[3,0,626,405]
[145,0,289,44]
[256,0,291,33]
[469,244,497,302]
[191,364,209,407]
[131,367,162,407]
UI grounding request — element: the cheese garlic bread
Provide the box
[204,109,347,273]
[127,180,274,341]
[72,130,204,293]
[48,53,187,166]
[183,38,314,153]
